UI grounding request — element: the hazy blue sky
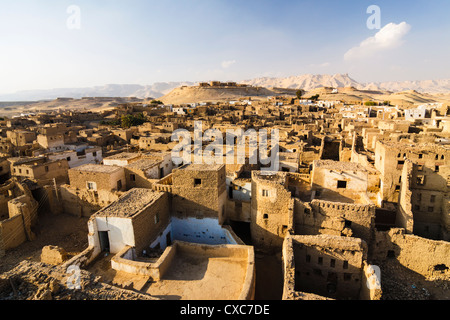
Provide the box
[1,0,449,94]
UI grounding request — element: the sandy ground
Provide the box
[0,212,89,274]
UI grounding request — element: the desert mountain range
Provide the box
[2,74,450,102]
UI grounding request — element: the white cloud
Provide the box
[344,22,411,61]
[221,60,236,69]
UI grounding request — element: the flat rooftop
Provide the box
[313,160,367,172]
[144,242,253,300]
[103,152,141,160]
[93,188,165,218]
[125,158,160,170]
[72,164,122,174]
[179,163,224,171]
[145,252,246,300]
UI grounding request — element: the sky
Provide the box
[0,0,450,94]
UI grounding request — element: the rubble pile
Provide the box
[0,260,156,300]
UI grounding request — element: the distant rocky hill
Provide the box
[159,85,278,105]
[241,74,450,94]
[241,74,362,92]
[1,74,450,102]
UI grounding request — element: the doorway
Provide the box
[99,231,110,253]
[166,231,172,247]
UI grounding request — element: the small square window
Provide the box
[306,255,311,263]
[418,154,423,159]
[194,178,202,186]
[343,261,349,269]
[318,257,323,265]
[130,174,136,181]
[435,166,440,172]
[263,214,268,220]
[428,206,434,213]
[344,273,352,281]
[330,259,336,268]
[262,189,269,197]
[337,180,347,189]
[430,195,436,203]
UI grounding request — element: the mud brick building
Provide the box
[88,188,171,254]
[250,171,294,251]
[282,234,376,300]
[9,156,69,185]
[68,164,126,192]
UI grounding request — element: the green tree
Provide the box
[296,89,305,100]
[364,101,377,106]
[121,113,147,128]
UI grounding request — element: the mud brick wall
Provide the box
[171,166,227,223]
[131,192,171,254]
[68,167,125,192]
[289,235,367,300]
[309,200,376,245]
[251,172,293,250]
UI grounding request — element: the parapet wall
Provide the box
[111,241,255,300]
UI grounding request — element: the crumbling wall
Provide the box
[306,200,376,245]
[8,194,37,242]
[59,185,121,217]
[397,160,414,233]
[371,228,450,278]
[0,181,38,253]
[283,234,368,300]
[0,180,22,221]
[40,245,68,265]
[294,199,347,236]
[0,214,27,251]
